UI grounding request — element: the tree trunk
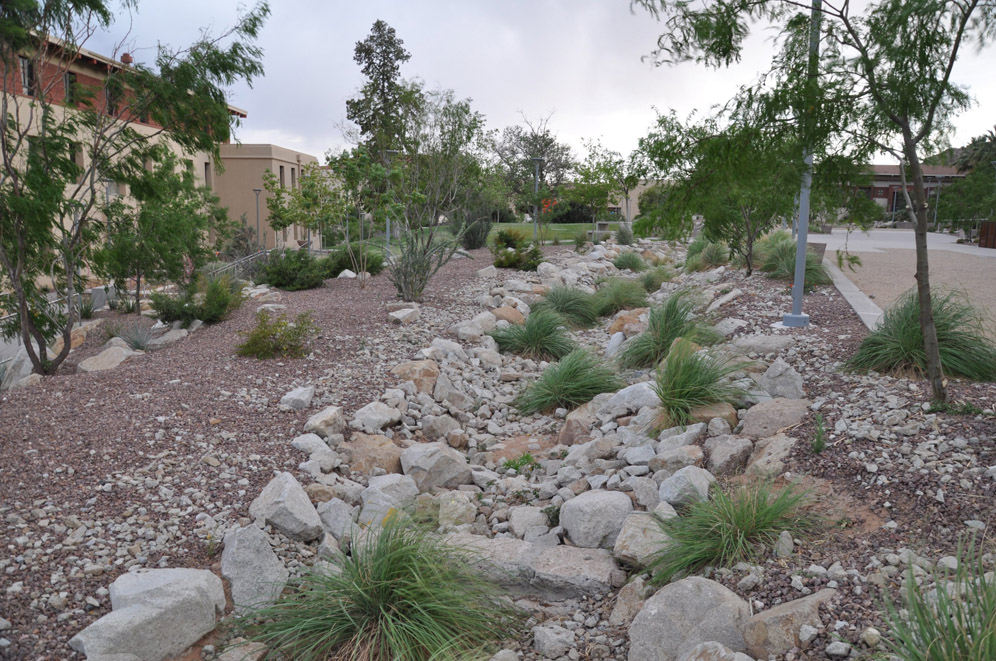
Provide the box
[903,145,947,402]
[135,273,142,314]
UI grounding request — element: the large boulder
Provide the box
[358,474,419,526]
[557,401,598,446]
[758,358,805,399]
[70,569,224,661]
[249,472,323,541]
[350,401,402,433]
[221,524,289,613]
[560,490,633,549]
[705,436,754,475]
[509,506,549,539]
[677,642,754,661]
[628,577,750,661]
[390,359,440,394]
[745,434,797,478]
[658,466,716,507]
[338,433,402,474]
[303,405,346,438]
[400,443,473,493]
[78,346,140,373]
[613,512,671,568]
[740,398,810,439]
[421,414,461,442]
[148,328,188,349]
[743,589,836,658]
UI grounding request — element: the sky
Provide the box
[89,0,996,164]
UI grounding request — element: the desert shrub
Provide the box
[120,297,137,314]
[116,324,153,351]
[574,231,589,253]
[616,224,635,245]
[198,273,243,324]
[388,228,464,302]
[322,246,385,278]
[492,228,543,271]
[685,239,728,272]
[237,516,521,660]
[532,287,599,329]
[236,310,317,359]
[613,251,648,273]
[150,292,200,327]
[592,278,648,317]
[490,309,576,361]
[647,482,814,585]
[847,290,996,381]
[640,265,675,293]
[686,236,708,259]
[882,538,996,661]
[515,349,623,415]
[652,343,748,428]
[755,232,831,289]
[494,228,527,251]
[619,292,722,369]
[452,213,493,250]
[76,296,94,320]
[259,249,326,291]
[221,221,259,259]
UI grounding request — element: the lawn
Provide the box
[489,221,620,244]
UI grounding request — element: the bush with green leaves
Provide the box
[640,265,675,293]
[754,231,831,289]
[646,482,814,585]
[847,289,996,381]
[532,287,599,329]
[259,248,326,291]
[615,224,635,245]
[684,239,729,272]
[881,538,996,661]
[199,273,244,324]
[592,278,648,317]
[236,310,317,359]
[76,297,94,320]
[149,292,201,327]
[515,349,623,416]
[619,292,722,369]
[451,213,494,250]
[492,228,543,271]
[236,516,521,660]
[490,309,576,361]
[388,228,465,302]
[652,343,748,428]
[321,246,385,278]
[613,251,648,273]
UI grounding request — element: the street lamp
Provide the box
[384,149,400,254]
[531,157,544,242]
[252,188,262,250]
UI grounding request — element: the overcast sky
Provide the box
[92,0,995,164]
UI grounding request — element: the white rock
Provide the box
[303,406,346,438]
[249,472,323,541]
[658,466,717,507]
[560,490,633,549]
[221,525,289,613]
[280,385,315,410]
[400,443,473,492]
[350,401,402,433]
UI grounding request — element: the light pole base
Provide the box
[781,313,810,328]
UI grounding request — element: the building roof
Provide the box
[868,164,961,177]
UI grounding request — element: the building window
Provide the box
[279,165,285,188]
[19,57,36,96]
[203,162,212,189]
[105,76,122,116]
[63,72,78,104]
[291,167,296,189]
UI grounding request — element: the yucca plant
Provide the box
[613,251,648,273]
[619,292,722,369]
[647,482,814,585]
[882,537,996,661]
[515,349,623,415]
[117,324,153,351]
[652,343,748,428]
[532,287,599,329]
[489,309,576,361]
[236,517,522,660]
[592,278,648,317]
[847,290,996,381]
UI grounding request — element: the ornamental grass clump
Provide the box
[489,309,576,361]
[755,231,831,289]
[515,349,623,415]
[619,291,722,369]
[684,238,728,272]
[652,343,748,428]
[592,278,648,317]
[531,287,599,329]
[647,482,814,586]
[237,516,522,661]
[640,265,675,293]
[847,289,996,381]
[116,324,153,351]
[881,538,996,661]
[613,251,648,273]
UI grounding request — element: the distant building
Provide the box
[858,164,964,216]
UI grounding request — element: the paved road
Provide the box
[813,228,996,258]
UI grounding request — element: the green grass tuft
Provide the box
[532,287,600,329]
[846,289,996,381]
[754,231,831,289]
[619,291,722,369]
[647,482,814,586]
[592,278,648,317]
[236,516,522,660]
[684,239,728,272]
[652,343,748,428]
[613,251,648,273]
[490,309,576,361]
[640,265,675,293]
[515,349,623,415]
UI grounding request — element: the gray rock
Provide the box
[431,337,468,363]
[509,506,549,539]
[745,434,797,478]
[677,641,754,661]
[350,401,402,433]
[758,358,805,399]
[713,318,748,338]
[280,385,315,410]
[600,382,659,416]
[658,423,707,450]
[400,443,473,492]
[609,576,649,626]
[740,398,810,439]
[658,466,716,507]
[628,577,750,661]
[651,445,704,473]
[317,498,357,541]
[249,472,323,541]
[358,474,418,526]
[605,331,626,357]
[78,346,140,373]
[744,589,836,658]
[533,623,575,658]
[109,568,224,613]
[477,265,498,278]
[290,433,330,455]
[732,334,794,354]
[613,512,671,568]
[221,525,289,613]
[421,414,461,442]
[705,437,753,475]
[148,328,188,349]
[303,405,346,438]
[560,490,633,549]
[825,641,852,657]
[707,417,732,437]
[774,530,794,558]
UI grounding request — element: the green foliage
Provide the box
[812,413,826,454]
[685,239,729,272]
[150,293,200,327]
[259,249,326,291]
[592,278,648,317]
[494,228,527,251]
[647,482,814,585]
[490,309,576,361]
[613,252,648,273]
[236,311,318,359]
[615,224,635,245]
[754,231,831,289]
[515,349,623,416]
[619,292,721,369]
[652,343,748,428]
[236,516,522,660]
[574,231,590,253]
[451,213,494,250]
[532,287,600,329]
[640,265,675,293]
[115,324,153,352]
[492,229,543,270]
[502,453,540,473]
[882,538,996,661]
[76,297,94,320]
[847,290,996,380]
[322,246,385,278]
[935,163,996,232]
[199,274,243,324]
[221,221,260,259]
[388,227,464,302]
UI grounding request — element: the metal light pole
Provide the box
[783,0,822,328]
[385,149,400,254]
[253,188,262,250]
[531,157,543,242]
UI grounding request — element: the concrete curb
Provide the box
[823,258,883,331]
